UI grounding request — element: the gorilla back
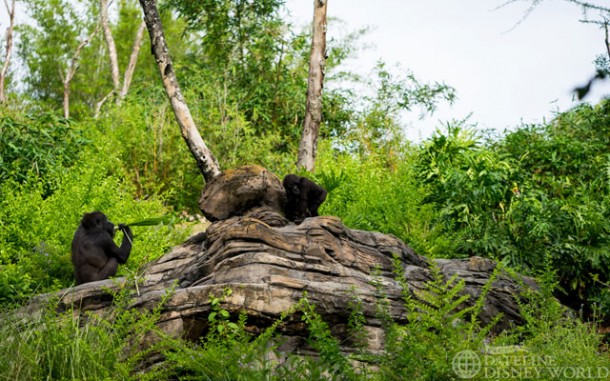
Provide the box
[71,211,133,285]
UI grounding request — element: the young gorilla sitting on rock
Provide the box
[71,211,133,285]
[282,174,327,224]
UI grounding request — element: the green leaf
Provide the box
[126,216,172,227]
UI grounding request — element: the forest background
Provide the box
[2,0,610,379]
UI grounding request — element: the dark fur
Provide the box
[283,174,327,224]
[71,211,132,285]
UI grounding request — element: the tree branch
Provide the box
[568,0,610,13]
[0,0,16,103]
[604,20,610,59]
[139,0,221,182]
[63,24,100,118]
[119,20,146,100]
[100,0,120,93]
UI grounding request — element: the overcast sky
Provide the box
[284,0,610,141]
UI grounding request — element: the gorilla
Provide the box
[282,174,327,224]
[71,211,133,285]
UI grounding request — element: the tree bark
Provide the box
[95,20,146,117]
[138,0,220,182]
[61,25,99,119]
[296,0,328,172]
[0,0,15,104]
[100,0,120,93]
[119,20,146,100]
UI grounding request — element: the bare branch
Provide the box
[100,0,120,92]
[139,0,221,182]
[494,0,542,34]
[604,20,610,60]
[568,0,610,13]
[94,90,114,118]
[0,0,16,103]
[63,24,100,118]
[119,20,146,100]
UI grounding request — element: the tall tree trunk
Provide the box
[100,0,120,93]
[139,0,221,182]
[95,20,146,117]
[0,0,16,104]
[119,20,146,100]
[296,0,328,172]
[61,25,99,119]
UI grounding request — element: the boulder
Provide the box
[23,211,536,357]
[199,165,286,221]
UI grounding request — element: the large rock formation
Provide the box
[22,165,537,358]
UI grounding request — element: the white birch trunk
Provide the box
[0,0,16,103]
[100,0,120,93]
[119,20,146,99]
[296,0,328,172]
[139,0,221,182]
[62,26,99,118]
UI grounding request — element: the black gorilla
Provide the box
[71,211,133,285]
[283,174,327,224]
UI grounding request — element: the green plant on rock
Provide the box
[379,256,501,380]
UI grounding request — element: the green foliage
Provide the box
[316,141,449,256]
[0,264,33,306]
[207,288,240,338]
[491,283,610,380]
[0,286,169,380]
[377,258,499,380]
[298,294,356,379]
[415,123,517,259]
[17,0,97,105]
[415,100,610,315]
[0,113,89,192]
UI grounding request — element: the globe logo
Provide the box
[452,350,481,379]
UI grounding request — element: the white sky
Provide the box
[2,1,609,142]
[285,0,610,141]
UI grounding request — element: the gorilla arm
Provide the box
[110,224,133,264]
[306,181,327,217]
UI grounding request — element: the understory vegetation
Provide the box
[2,263,608,381]
[1,0,610,379]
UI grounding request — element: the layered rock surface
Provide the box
[23,165,537,356]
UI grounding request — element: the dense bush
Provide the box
[315,141,449,257]
[0,113,89,193]
[415,100,610,316]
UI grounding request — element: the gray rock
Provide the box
[23,212,536,357]
[199,165,286,221]
[19,166,538,362]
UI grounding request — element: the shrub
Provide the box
[0,139,189,305]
